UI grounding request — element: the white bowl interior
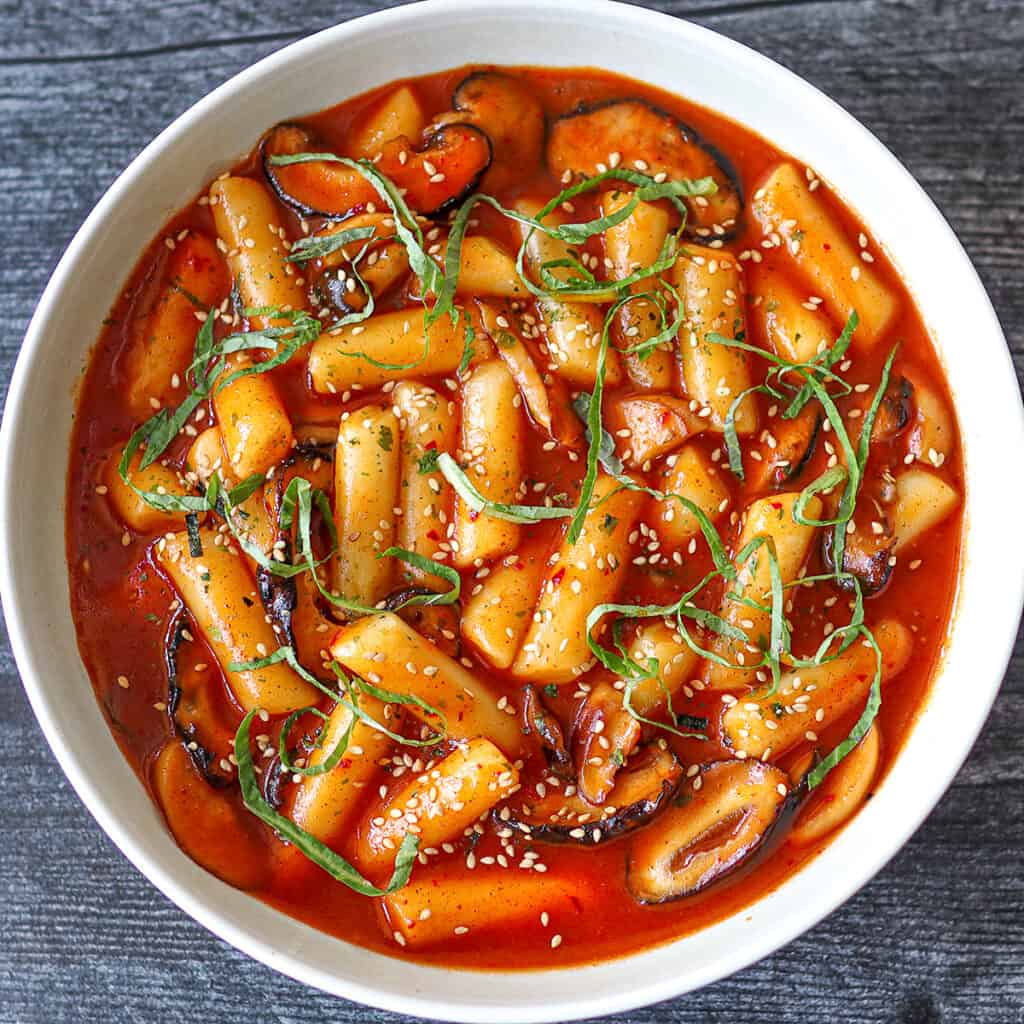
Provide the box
[3,1,1022,1021]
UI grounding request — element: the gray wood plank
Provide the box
[1,1,1022,1021]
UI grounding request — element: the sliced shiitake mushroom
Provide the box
[262,123,352,219]
[164,609,235,787]
[261,752,288,811]
[383,586,462,658]
[817,375,909,596]
[393,123,492,215]
[748,405,822,492]
[869,374,914,444]
[547,99,742,236]
[522,684,572,778]
[262,121,492,219]
[299,212,410,318]
[153,741,270,890]
[256,441,338,646]
[432,71,546,193]
[822,515,895,596]
[572,681,642,805]
[626,759,789,903]
[500,745,682,845]
[822,469,898,596]
[309,240,411,320]
[256,554,297,647]
[309,267,358,319]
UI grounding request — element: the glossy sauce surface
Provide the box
[66,65,962,969]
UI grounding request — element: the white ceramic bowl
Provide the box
[3,1,1021,1019]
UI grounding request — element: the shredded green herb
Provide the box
[564,296,625,544]
[141,155,892,804]
[417,448,441,475]
[288,224,379,264]
[457,315,476,376]
[433,167,716,317]
[806,628,882,788]
[379,546,461,606]
[571,390,623,477]
[619,279,687,362]
[437,452,575,523]
[277,704,349,778]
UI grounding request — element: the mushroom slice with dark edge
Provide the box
[164,609,236,787]
[258,440,338,649]
[302,215,409,318]
[261,752,288,811]
[813,374,910,596]
[867,374,914,444]
[747,405,822,492]
[383,123,492,216]
[546,99,742,236]
[259,441,343,658]
[262,124,357,219]
[257,551,298,646]
[500,745,682,845]
[382,587,462,658]
[822,506,896,597]
[821,422,901,596]
[522,684,573,778]
[152,741,270,890]
[572,680,642,805]
[432,71,546,193]
[626,759,789,903]
[262,121,492,220]
[309,240,410,321]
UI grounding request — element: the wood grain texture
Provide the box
[1,0,1021,1021]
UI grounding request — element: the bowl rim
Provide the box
[3,0,1022,1020]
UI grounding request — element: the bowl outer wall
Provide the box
[1,1,1021,1020]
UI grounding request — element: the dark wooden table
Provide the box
[2,1,1021,1021]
